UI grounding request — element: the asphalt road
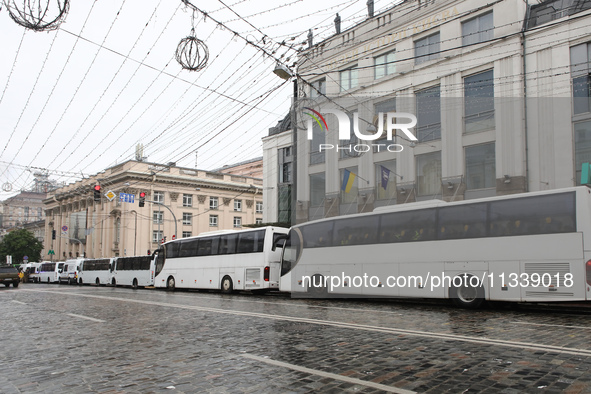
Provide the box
[1,283,590,393]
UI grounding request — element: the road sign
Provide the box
[23,255,28,261]
[61,225,68,232]
[48,250,55,255]
[119,192,135,203]
[105,190,116,201]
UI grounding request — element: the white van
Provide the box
[59,258,84,284]
[78,258,113,285]
[39,261,64,283]
[27,262,42,282]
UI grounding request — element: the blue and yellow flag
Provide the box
[341,169,356,193]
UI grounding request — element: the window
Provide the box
[462,12,493,46]
[182,194,192,207]
[310,78,326,98]
[575,121,591,185]
[278,185,291,223]
[153,191,164,203]
[310,117,325,165]
[182,212,192,225]
[340,66,358,91]
[179,238,199,257]
[234,199,242,212]
[438,203,487,240]
[279,147,292,183]
[465,143,496,190]
[339,113,359,159]
[375,50,396,79]
[310,173,326,207]
[256,218,263,225]
[152,230,163,243]
[376,161,397,201]
[340,166,358,204]
[373,98,397,151]
[256,201,263,213]
[571,42,591,115]
[464,70,495,133]
[209,197,218,210]
[24,207,29,220]
[416,152,441,196]
[301,221,334,248]
[209,215,218,227]
[415,33,440,65]
[233,217,242,228]
[333,215,379,246]
[37,207,42,218]
[380,208,437,243]
[237,230,265,253]
[219,234,238,254]
[416,86,441,142]
[197,237,219,256]
[182,231,192,238]
[153,211,163,224]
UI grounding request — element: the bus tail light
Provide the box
[586,260,591,286]
[264,266,270,282]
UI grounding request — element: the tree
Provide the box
[0,229,43,265]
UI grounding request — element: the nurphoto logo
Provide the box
[304,107,417,153]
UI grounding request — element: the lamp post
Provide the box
[130,210,137,256]
[147,200,177,241]
[273,62,297,225]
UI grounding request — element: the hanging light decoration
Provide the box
[3,0,69,31]
[175,29,209,72]
[175,4,209,72]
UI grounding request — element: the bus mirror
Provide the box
[273,235,287,251]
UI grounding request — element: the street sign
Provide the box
[105,190,116,201]
[61,225,68,232]
[48,250,55,255]
[23,255,28,262]
[119,193,135,203]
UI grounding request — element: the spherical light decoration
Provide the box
[3,0,69,31]
[175,35,209,71]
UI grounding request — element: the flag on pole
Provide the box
[341,169,356,193]
[380,165,391,190]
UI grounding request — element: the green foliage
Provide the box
[0,229,43,264]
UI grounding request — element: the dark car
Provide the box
[0,265,20,288]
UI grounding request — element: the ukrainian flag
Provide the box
[341,169,356,193]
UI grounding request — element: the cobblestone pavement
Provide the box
[1,284,591,393]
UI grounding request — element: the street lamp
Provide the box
[273,62,297,226]
[147,200,177,241]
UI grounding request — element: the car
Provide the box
[0,265,20,288]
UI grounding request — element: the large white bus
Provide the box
[38,261,63,283]
[154,226,289,292]
[78,258,113,286]
[111,255,155,288]
[280,186,591,308]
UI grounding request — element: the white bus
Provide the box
[78,258,113,286]
[280,186,591,308]
[38,261,64,283]
[111,255,155,288]
[59,258,84,285]
[154,226,289,292]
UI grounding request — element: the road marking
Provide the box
[66,313,105,323]
[11,300,26,305]
[24,289,591,357]
[241,353,415,393]
[513,321,591,330]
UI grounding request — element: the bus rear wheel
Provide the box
[96,278,100,286]
[221,276,233,294]
[167,276,175,291]
[111,278,116,286]
[449,274,485,309]
[132,279,138,290]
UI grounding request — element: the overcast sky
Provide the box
[0,0,395,198]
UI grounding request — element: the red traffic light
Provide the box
[94,185,101,191]
[140,192,146,198]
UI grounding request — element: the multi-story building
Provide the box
[0,191,46,229]
[263,0,591,224]
[43,160,264,259]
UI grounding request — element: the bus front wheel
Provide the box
[167,276,175,291]
[449,274,485,309]
[132,279,138,290]
[221,276,233,294]
[95,278,100,286]
[111,278,116,286]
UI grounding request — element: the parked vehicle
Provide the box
[78,258,113,285]
[59,258,83,284]
[39,261,63,283]
[0,265,20,288]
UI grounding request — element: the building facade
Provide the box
[43,160,264,259]
[261,0,591,224]
[1,191,46,229]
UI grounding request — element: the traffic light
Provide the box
[147,250,151,256]
[93,185,101,202]
[52,230,56,240]
[139,192,146,207]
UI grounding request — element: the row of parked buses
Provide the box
[23,255,155,288]
[19,187,591,308]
